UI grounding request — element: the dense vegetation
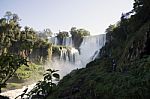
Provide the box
[70,27,90,48]
[47,0,150,99]
[56,31,69,45]
[0,11,52,64]
[0,53,28,93]
[0,11,53,92]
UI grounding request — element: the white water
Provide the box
[62,37,73,47]
[79,34,106,66]
[1,34,106,98]
[47,34,106,76]
[59,47,79,63]
[0,84,35,99]
[48,37,58,45]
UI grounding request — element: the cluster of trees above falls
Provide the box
[46,0,150,99]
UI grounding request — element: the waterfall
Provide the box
[0,84,36,99]
[48,34,106,67]
[48,37,58,45]
[47,34,106,78]
[79,34,106,66]
[0,34,106,98]
[59,47,79,63]
[49,34,106,67]
[68,48,79,63]
[62,37,73,47]
[49,37,73,47]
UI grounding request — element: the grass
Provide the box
[2,63,44,92]
[2,83,23,92]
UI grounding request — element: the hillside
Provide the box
[47,1,150,99]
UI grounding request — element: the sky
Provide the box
[0,0,134,35]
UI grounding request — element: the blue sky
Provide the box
[0,0,134,35]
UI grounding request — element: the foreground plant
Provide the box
[25,69,60,99]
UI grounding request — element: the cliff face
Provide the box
[4,39,52,64]
[47,19,150,99]
[0,36,52,64]
[29,42,52,64]
[103,21,150,72]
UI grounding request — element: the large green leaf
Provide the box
[53,73,60,79]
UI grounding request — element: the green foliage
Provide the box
[70,27,90,39]
[0,53,28,91]
[38,28,53,40]
[127,0,150,32]
[52,45,68,57]
[2,83,23,91]
[70,27,90,48]
[133,0,150,14]
[105,24,116,33]
[56,31,69,44]
[57,31,69,39]
[47,56,150,99]
[0,12,54,94]
[0,11,52,64]
[15,63,44,80]
[43,28,53,37]
[27,69,60,98]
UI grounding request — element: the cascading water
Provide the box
[0,84,35,99]
[47,34,106,77]
[48,37,58,45]
[0,34,106,98]
[79,34,106,66]
[49,37,73,46]
[59,47,79,63]
[62,37,73,47]
[49,34,106,66]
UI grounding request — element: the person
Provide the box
[112,59,116,71]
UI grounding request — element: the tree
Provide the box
[70,27,90,48]
[12,13,20,23]
[4,11,12,23]
[24,26,30,39]
[57,31,69,39]
[70,27,90,38]
[56,31,69,44]
[105,24,115,33]
[0,53,28,93]
[133,0,150,23]
[133,0,150,13]
[43,28,53,37]
[77,29,90,37]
